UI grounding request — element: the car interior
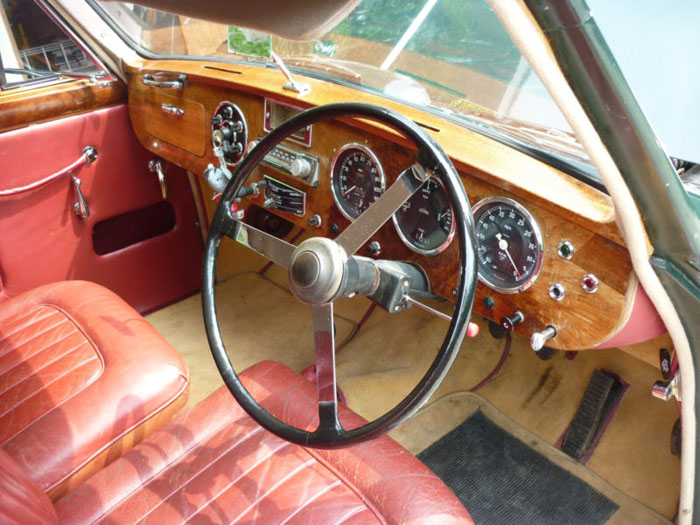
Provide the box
[0,0,690,523]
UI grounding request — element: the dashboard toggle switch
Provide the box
[500,311,524,333]
[530,326,557,351]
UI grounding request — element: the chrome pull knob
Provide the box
[290,158,311,178]
[161,103,184,116]
[531,326,557,351]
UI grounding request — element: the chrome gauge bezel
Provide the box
[471,196,544,294]
[330,143,386,221]
[392,176,456,256]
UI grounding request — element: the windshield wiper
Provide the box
[3,67,108,82]
[269,52,310,96]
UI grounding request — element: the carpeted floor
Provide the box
[146,269,679,521]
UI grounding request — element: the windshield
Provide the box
[94,0,597,181]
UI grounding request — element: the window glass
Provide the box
[0,0,103,89]
[95,0,595,181]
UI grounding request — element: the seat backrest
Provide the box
[0,449,58,524]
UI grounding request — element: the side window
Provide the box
[0,0,105,89]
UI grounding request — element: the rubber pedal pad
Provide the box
[561,370,615,460]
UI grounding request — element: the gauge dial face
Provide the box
[472,197,544,293]
[392,177,455,255]
[331,144,385,220]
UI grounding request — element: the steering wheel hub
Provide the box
[288,237,347,305]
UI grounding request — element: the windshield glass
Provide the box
[94,0,595,179]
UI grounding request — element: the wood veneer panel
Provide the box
[0,79,125,132]
[141,90,207,157]
[124,62,634,350]
[125,60,621,244]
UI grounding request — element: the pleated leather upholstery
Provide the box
[56,361,472,524]
[0,281,189,500]
[0,305,103,445]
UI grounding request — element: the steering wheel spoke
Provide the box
[225,218,296,270]
[311,303,342,437]
[335,163,429,256]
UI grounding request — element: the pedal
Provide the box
[561,370,626,461]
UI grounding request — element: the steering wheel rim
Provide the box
[203,102,477,449]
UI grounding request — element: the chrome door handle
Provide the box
[161,103,184,116]
[149,159,168,200]
[141,73,185,90]
[71,176,90,219]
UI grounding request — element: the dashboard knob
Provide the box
[204,163,231,193]
[500,311,524,332]
[290,158,311,178]
[531,326,557,351]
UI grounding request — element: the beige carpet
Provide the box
[146,270,680,520]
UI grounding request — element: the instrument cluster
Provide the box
[329,142,544,295]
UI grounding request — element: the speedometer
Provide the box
[331,144,385,220]
[472,197,544,293]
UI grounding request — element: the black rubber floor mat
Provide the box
[418,411,619,524]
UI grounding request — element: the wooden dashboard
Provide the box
[125,59,635,350]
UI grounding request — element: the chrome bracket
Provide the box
[82,146,98,164]
[652,372,681,402]
[149,158,168,199]
[71,176,89,219]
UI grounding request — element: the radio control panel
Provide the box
[251,138,319,187]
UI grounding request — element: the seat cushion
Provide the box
[0,281,189,500]
[0,449,58,525]
[55,361,472,524]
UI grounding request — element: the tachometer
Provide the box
[472,197,544,293]
[331,144,385,220]
[393,177,455,255]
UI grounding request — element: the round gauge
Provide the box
[331,144,385,220]
[392,177,455,255]
[472,197,544,293]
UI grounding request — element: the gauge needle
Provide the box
[496,233,521,278]
[342,185,356,197]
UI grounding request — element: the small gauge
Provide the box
[393,177,455,255]
[472,197,544,293]
[331,144,385,220]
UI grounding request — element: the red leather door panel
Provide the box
[0,104,203,313]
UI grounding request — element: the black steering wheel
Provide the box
[203,103,477,449]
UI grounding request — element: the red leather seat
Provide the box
[0,281,189,500]
[54,361,472,524]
